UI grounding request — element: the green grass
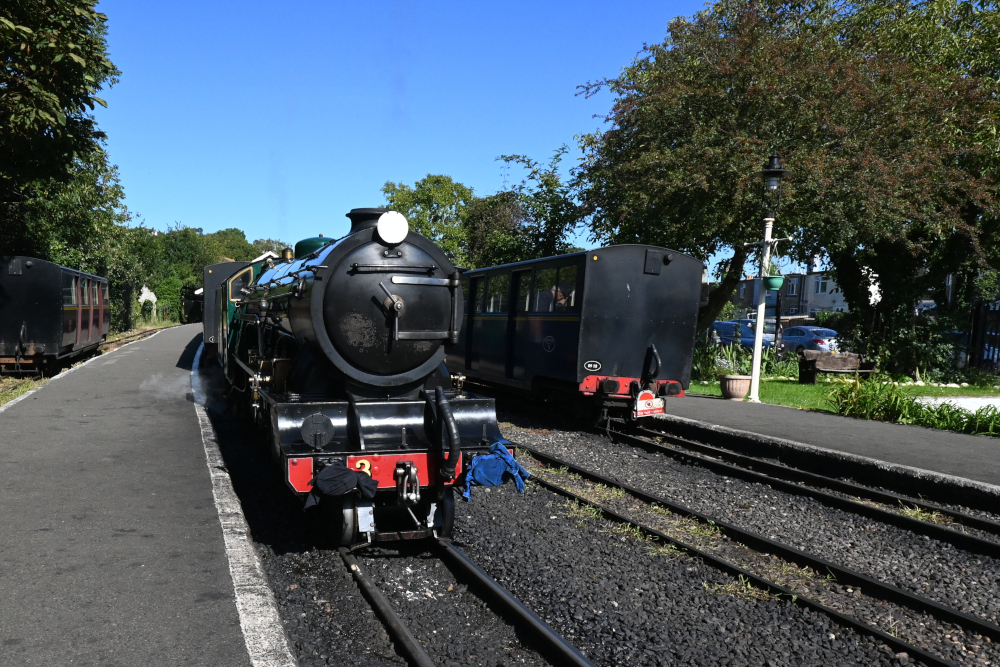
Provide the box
[688,378,1000,412]
[688,379,837,411]
[0,376,46,409]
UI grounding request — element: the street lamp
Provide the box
[746,152,790,403]
[761,151,787,215]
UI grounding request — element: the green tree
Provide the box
[577,0,998,344]
[463,191,526,268]
[10,147,149,329]
[1,1,119,201]
[463,148,583,268]
[252,237,290,255]
[382,175,474,264]
[498,147,583,258]
[205,228,256,262]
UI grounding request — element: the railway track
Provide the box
[342,540,593,667]
[98,327,167,351]
[626,424,1000,549]
[514,436,1000,667]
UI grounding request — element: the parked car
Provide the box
[781,326,839,353]
[732,318,776,349]
[708,320,775,350]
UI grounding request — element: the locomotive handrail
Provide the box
[434,387,461,481]
[391,275,459,287]
[397,331,455,340]
[350,263,437,273]
[449,270,460,344]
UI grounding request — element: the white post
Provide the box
[748,217,774,403]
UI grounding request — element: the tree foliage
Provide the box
[1,0,119,197]
[577,0,1000,351]
[464,148,583,268]
[142,226,267,320]
[4,147,147,328]
[382,175,474,265]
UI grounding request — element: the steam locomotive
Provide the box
[206,208,506,546]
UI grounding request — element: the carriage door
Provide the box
[477,274,510,378]
[465,278,485,372]
[84,279,94,342]
[101,283,110,334]
[75,278,84,346]
[90,282,99,341]
[507,270,531,380]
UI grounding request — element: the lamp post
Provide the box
[747,152,789,403]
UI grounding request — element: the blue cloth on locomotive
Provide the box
[461,442,531,501]
[303,461,378,509]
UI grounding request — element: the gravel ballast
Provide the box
[501,417,999,664]
[358,548,550,666]
[454,483,920,666]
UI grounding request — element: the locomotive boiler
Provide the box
[217,208,507,546]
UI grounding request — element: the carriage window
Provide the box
[102,283,109,303]
[486,274,509,313]
[91,282,98,304]
[532,265,577,312]
[533,268,558,312]
[554,265,577,312]
[513,270,532,313]
[62,273,77,305]
[473,278,485,313]
[229,268,251,302]
[81,279,90,306]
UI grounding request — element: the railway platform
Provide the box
[660,393,1000,507]
[0,325,250,666]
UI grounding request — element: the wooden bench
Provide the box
[798,350,877,384]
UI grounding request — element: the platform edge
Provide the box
[191,342,298,667]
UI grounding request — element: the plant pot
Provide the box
[762,275,785,291]
[719,374,752,401]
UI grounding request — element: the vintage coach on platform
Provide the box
[0,256,110,375]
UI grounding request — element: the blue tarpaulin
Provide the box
[461,442,531,501]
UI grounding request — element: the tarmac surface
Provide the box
[0,325,250,666]
[664,392,1000,488]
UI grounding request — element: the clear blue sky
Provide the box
[93,0,708,247]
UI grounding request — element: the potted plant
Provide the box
[762,275,785,291]
[716,344,752,401]
[762,260,785,292]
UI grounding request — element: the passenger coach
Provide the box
[0,256,110,374]
[447,245,703,421]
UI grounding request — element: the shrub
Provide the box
[829,377,1000,437]
[691,337,718,381]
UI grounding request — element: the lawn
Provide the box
[686,378,1000,411]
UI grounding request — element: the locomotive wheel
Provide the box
[437,487,455,538]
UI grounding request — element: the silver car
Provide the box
[781,326,838,353]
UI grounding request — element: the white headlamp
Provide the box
[376,211,409,244]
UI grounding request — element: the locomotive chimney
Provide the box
[346,208,388,235]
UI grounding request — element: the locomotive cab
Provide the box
[219,208,508,546]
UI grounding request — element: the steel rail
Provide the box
[601,427,1000,559]
[99,329,161,350]
[435,539,595,667]
[339,548,436,667]
[636,424,1000,539]
[519,444,1000,650]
